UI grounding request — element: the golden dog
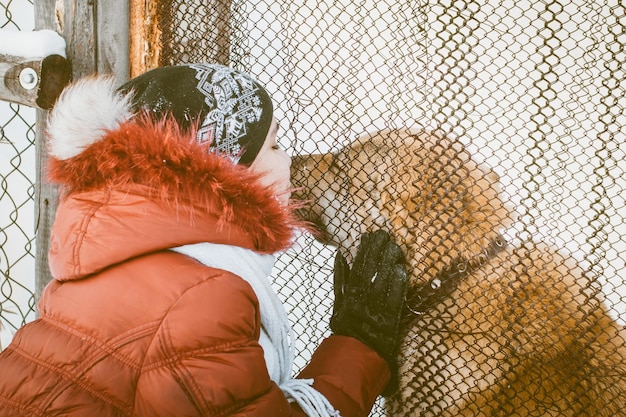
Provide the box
[291,129,626,416]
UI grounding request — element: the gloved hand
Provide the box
[330,229,408,393]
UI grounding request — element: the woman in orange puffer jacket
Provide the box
[0,64,407,417]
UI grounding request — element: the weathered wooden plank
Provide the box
[129,0,232,77]
[98,0,130,81]
[33,0,84,303]
[0,53,71,109]
[33,0,129,302]
[32,0,234,300]
[158,0,231,66]
[129,0,160,78]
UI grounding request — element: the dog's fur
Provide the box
[291,129,626,416]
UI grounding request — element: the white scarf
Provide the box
[171,243,340,417]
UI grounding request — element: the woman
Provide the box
[0,64,407,417]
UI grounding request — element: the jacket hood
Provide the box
[45,76,300,280]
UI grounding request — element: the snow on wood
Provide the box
[0,29,71,109]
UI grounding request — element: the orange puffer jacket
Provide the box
[0,78,390,417]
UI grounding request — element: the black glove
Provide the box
[330,230,408,391]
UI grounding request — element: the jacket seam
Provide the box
[161,321,211,414]
[13,315,161,416]
[136,271,256,416]
[40,315,159,370]
[140,337,256,371]
[215,384,279,417]
[71,190,110,277]
[4,345,133,416]
[0,383,43,416]
[135,269,226,372]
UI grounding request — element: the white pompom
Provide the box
[46,76,134,160]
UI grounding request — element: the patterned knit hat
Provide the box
[118,64,274,165]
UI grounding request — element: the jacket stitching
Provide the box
[158,276,225,415]
[6,344,134,417]
[0,388,43,416]
[71,190,110,277]
[40,315,160,369]
[161,321,214,415]
[158,326,262,417]
[15,315,161,416]
[134,270,227,373]
[140,337,255,371]
[136,272,256,416]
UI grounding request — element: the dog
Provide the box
[291,128,626,416]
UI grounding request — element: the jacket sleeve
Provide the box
[293,335,391,417]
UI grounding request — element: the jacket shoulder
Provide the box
[10,250,271,416]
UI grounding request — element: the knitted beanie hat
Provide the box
[118,64,274,165]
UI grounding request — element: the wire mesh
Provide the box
[0,0,37,351]
[0,0,624,415]
[152,0,626,415]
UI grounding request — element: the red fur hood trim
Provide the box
[47,117,299,256]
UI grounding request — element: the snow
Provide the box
[0,29,66,58]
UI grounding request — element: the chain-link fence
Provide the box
[156,0,626,415]
[1,0,625,415]
[0,0,36,351]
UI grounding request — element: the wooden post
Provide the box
[33,0,130,302]
[0,53,71,109]
[129,0,161,78]
[129,0,232,77]
[33,0,231,301]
